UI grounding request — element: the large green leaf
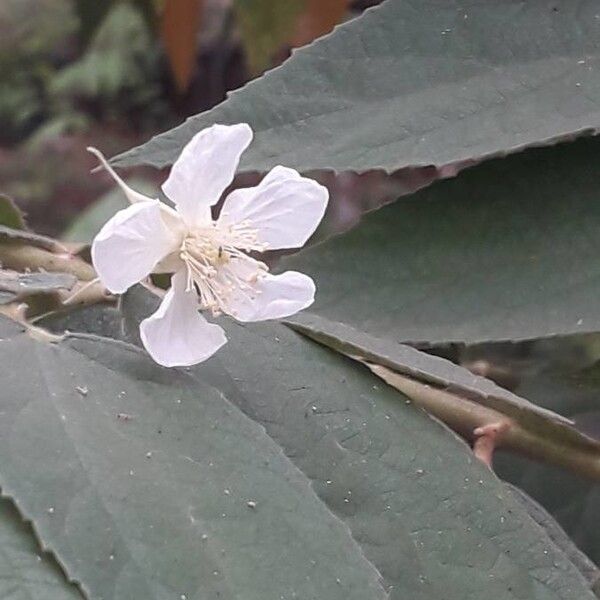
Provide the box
[0,317,387,600]
[284,137,600,344]
[288,313,574,425]
[0,498,82,599]
[501,454,600,573]
[506,484,599,592]
[41,303,124,338]
[114,0,600,172]
[117,287,600,600]
[287,313,600,479]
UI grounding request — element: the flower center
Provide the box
[179,222,268,315]
[184,233,229,271]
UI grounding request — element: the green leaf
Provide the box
[0,497,82,599]
[116,287,600,600]
[502,453,600,571]
[286,312,600,479]
[288,312,574,426]
[0,194,26,229]
[506,484,600,592]
[284,137,600,345]
[41,303,125,338]
[113,0,600,172]
[0,271,76,305]
[0,317,387,600]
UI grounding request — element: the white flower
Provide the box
[89,123,328,367]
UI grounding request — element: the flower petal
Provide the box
[259,165,302,185]
[88,147,154,205]
[140,271,227,367]
[162,123,253,225]
[218,166,328,250]
[92,200,180,294]
[225,268,315,322]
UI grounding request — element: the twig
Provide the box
[0,243,96,281]
[366,363,600,481]
[473,422,511,467]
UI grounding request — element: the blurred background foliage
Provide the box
[0,0,383,237]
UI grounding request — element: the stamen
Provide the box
[179,221,268,315]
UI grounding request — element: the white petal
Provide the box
[92,200,180,294]
[219,166,328,250]
[225,268,315,322]
[259,165,302,185]
[162,123,253,225]
[140,271,227,367]
[88,147,154,205]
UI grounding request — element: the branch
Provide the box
[0,243,96,281]
[367,363,600,481]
